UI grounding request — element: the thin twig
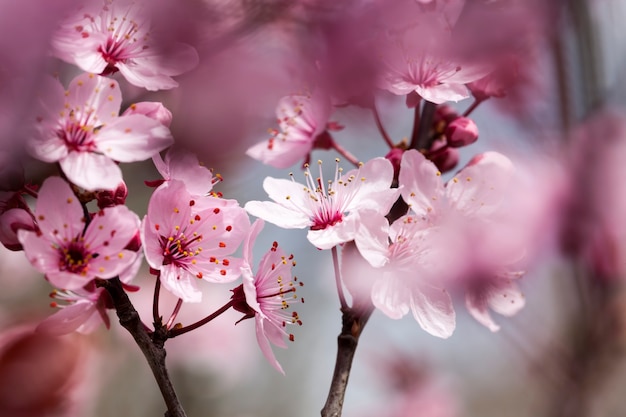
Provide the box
[168,300,234,338]
[165,299,184,330]
[331,140,360,168]
[372,104,394,148]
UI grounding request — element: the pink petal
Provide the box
[243,219,265,266]
[245,201,310,229]
[372,275,411,320]
[66,74,121,125]
[117,63,180,91]
[164,149,215,196]
[345,158,398,214]
[399,150,445,216]
[134,43,199,76]
[446,152,514,218]
[487,278,525,317]
[95,114,173,162]
[18,231,63,275]
[160,264,202,303]
[89,249,138,279]
[410,285,456,338]
[59,151,123,191]
[34,177,83,240]
[46,270,93,291]
[36,301,96,336]
[465,292,500,332]
[415,83,470,104]
[255,316,285,375]
[353,211,391,268]
[83,205,139,255]
[246,138,311,169]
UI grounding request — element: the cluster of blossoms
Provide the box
[2,0,303,375]
[1,0,608,415]
[242,1,529,338]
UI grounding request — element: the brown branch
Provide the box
[97,277,187,417]
[321,306,373,417]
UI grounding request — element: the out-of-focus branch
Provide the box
[97,277,187,417]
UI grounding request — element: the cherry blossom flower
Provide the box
[353,212,456,338]
[29,73,173,191]
[150,148,218,197]
[246,92,332,169]
[377,19,486,104]
[236,220,303,374]
[52,0,199,91]
[38,251,143,335]
[141,180,249,302]
[18,177,141,290]
[245,158,399,250]
[399,149,527,330]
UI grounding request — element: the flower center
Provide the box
[160,231,203,268]
[58,121,96,152]
[59,240,94,275]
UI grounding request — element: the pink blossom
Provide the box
[38,252,143,335]
[238,220,303,374]
[141,180,249,302]
[52,0,199,91]
[151,148,217,197]
[378,24,487,104]
[399,150,527,330]
[38,287,110,335]
[29,73,173,191]
[18,177,140,290]
[245,158,399,250]
[246,92,332,169]
[353,212,455,338]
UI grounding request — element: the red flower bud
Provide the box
[445,117,479,148]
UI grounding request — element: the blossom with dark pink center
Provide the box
[238,220,303,374]
[141,180,249,302]
[29,73,173,191]
[17,177,140,290]
[245,158,399,250]
[52,0,199,91]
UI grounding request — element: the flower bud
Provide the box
[445,117,479,148]
[96,182,128,209]
[0,208,35,251]
[123,102,173,127]
[427,141,459,173]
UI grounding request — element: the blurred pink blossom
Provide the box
[246,91,332,169]
[0,323,99,417]
[52,0,199,91]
